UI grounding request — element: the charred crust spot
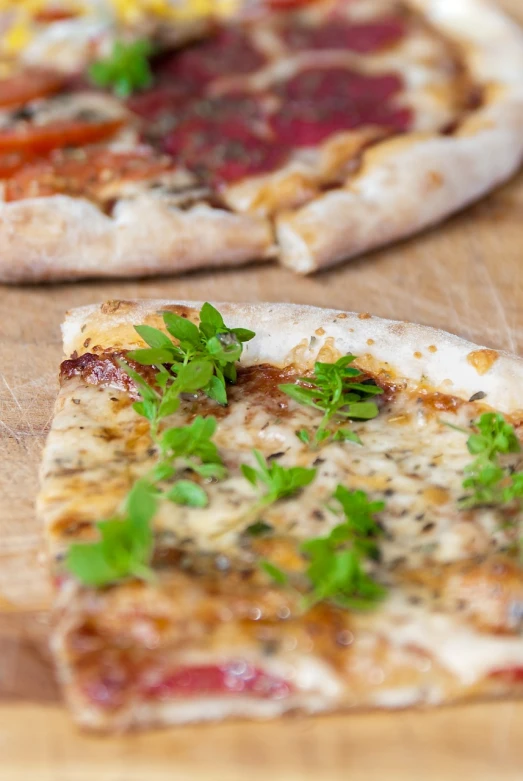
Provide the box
[60,352,156,397]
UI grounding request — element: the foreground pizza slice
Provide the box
[1,0,523,281]
[38,300,523,731]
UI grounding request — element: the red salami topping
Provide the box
[158,28,266,88]
[271,67,411,146]
[142,663,292,700]
[127,85,196,122]
[283,16,406,53]
[162,94,286,186]
[281,68,404,104]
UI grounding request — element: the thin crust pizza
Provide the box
[38,299,523,731]
[1,0,523,281]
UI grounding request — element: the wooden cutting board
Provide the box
[1,2,523,776]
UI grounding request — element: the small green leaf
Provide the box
[206,335,242,365]
[191,462,228,480]
[333,429,362,444]
[134,325,174,350]
[199,302,225,334]
[175,360,214,393]
[167,481,208,507]
[232,327,256,343]
[126,480,157,528]
[260,560,288,586]
[162,311,201,347]
[342,401,379,420]
[88,39,153,97]
[65,544,120,588]
[241,464,258,486]
[127,348,175,366]
[297,429,310,444]
[205,374,228,406]
[133,399,158,423]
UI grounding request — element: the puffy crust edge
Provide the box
[0,196,275,284]
[277,0,523,272]
[62,299,523,414]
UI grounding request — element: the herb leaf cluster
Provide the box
[458,413,523,509]
[89,39,154,97]
[279,355,382,445]
[261,486,386,611]
[241,450,317,509]
[128,303,254,408]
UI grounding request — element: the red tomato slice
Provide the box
[142,664,292,700]
[4,147,175,201]
[0,71,67,110]
[0,119,124,155]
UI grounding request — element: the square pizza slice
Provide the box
[38,300,523,730]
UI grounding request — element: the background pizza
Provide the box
[0,0,522,280]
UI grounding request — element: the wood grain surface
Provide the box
[1,1,523,776]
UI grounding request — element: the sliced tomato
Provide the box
[0,119,124,156]
[0,71,67,110]
[142,664,292,700]
[4,147,175,201]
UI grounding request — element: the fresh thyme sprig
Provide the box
[279,355,383,445]
[260,486,386,611]
[89,39,154,97]
[452,412,523,509]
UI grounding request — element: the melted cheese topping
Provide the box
[40,352,523,727]
[41,371,517,566]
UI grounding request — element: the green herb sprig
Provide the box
[241,450,317,509]
[89,39,154,97]
[128,303,255,408]
[454,413,523,509]
[279,356,383,445]
[66,480,156,587]
[261,486,386,611]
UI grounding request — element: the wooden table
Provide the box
[1,1,523,776]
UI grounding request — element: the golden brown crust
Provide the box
[0,196,275,283]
